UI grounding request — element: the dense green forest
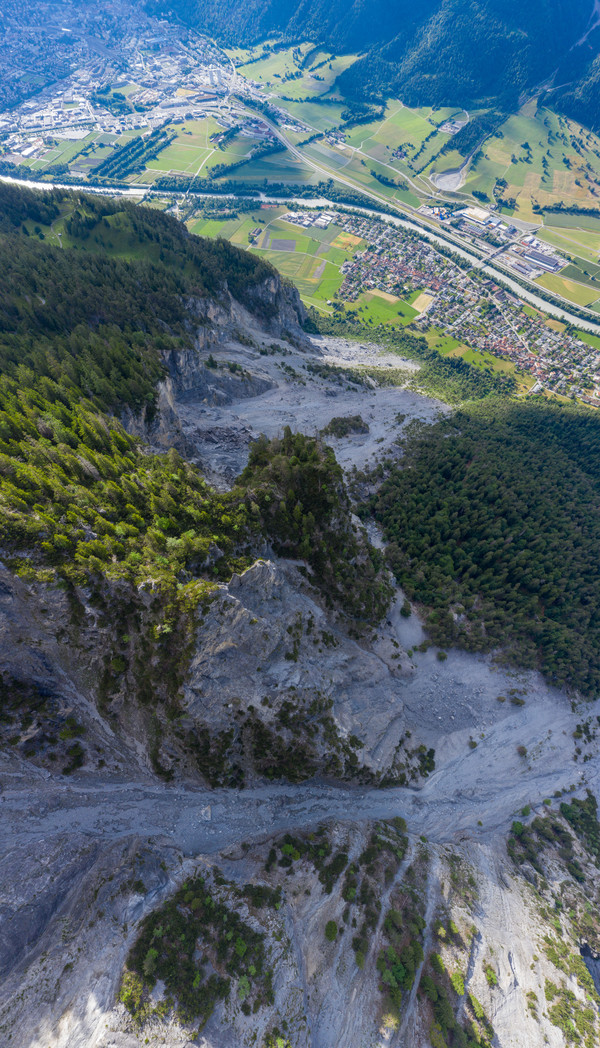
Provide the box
[370,399,600,697]
[239,428,391,620]
[0,185,272,590]
[0,183,387,623]
[151,0,593,112]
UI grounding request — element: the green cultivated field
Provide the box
[140,118,259,182]
[341,103,467,182]
[235,152,317,183]
[353,291,418,326]
[536,271,600,308]
[277,97,348,132]
[538,225,600,264]
[29,131,132,171]
[232,41,357,100]
[462,102,600,220]
[543,212,600,232]
[185,206,370,311]
[577,330,600,350]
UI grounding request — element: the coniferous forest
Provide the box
[4,181,600,696]
[0,183,386,623]
[371,399,600,696]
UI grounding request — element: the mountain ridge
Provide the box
[151,0,597,117]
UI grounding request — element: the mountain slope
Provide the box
[1,182,600,1048]
[154,0,593,109]
[0,182,395,787]
[550,24,600,130]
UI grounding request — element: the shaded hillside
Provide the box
[550,25,600,131]
[153,0,593,110]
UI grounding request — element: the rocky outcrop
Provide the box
[122,276,308,457]
[175,558,410,781]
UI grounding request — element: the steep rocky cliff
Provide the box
[1,184,599,1048]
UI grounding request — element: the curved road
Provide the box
[3,135,600,335]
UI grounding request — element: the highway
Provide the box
[2,122,600,335]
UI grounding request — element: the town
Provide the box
[0,1,245,165]
[296,208,600,403]
[2,2,599,406]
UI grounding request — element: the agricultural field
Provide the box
[140,118,257,182]
[342,102,468,182]
[24,116,311,188]
[22,118,266,187]
[27,130,141,172]
[421,329,469,355]
[541,211,600,232]
[234,151,317,183]
[301,143,420,207]
[186,205,442,333]
[538,224,600,264]
[351,290,418,327]
[185,206,362,310]
[277,97,348,133]
[231,41,357,100]
[26,134,95,170]
[247,212,361,308]
[535,271,600,308]
[578,330,600,350]
[187,205,426,321]
[461,102,600,221]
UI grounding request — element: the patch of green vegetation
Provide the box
[263,1030,292,1048]
[371,399,600,696]
[325,919,338,941]
[121,872,273,1027]
[420,948,495,1047]
[545,980,598,1046]
[483,962,497,987]
[542,935,600,1004]
[321,414,369,438]
[508,807,587,886]
[350,820,410,975]
[560,794,600,863]
[239,428,392,622]
[265,826,349,892]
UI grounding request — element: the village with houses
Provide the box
[297,208,600,404]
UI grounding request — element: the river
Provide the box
[3,169,599,335]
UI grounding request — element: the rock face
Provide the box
[181,558,411,780]
[122,279,309,467]
[2,313,600,1048]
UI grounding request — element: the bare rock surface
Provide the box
[1,323,599,1048]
